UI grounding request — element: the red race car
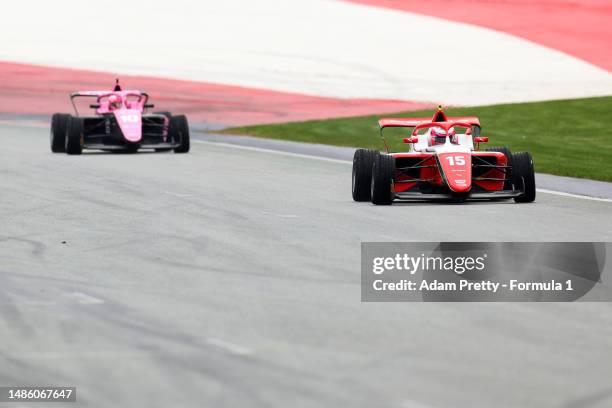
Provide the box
[50,80,189,155]
[352,107,535,204]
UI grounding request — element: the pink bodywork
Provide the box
[72,90,150,143]
[98,91,145,143]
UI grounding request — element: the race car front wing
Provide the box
[394,190,522,201]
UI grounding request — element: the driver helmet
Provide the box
[430,126,447,145]
[108,94,122,110]
[430,126,457,145]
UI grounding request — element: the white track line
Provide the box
[195,140,612,203]
[194,140,351,164]
[536,189,612,203]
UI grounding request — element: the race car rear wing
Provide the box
[377,106,481,152]
[69,90,150,116]
[378,116,480,129]
[378,105,480,130]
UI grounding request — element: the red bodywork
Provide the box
[391,151,507,193]
[379,108,510,197]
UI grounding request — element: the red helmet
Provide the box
[108,94,122,110]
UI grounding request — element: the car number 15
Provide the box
[446,156,466,166]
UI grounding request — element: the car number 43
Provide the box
[445,156,465,166]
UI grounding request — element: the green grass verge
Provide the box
[222,96,612,182]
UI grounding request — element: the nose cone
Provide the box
[437,152,472,192]
[114,110,142,143]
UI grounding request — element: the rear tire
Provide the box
[170,115,190,153]
[371,154,394,205]
[512,152,536,203]
[50,113,70,153]
[65,116,83,155]
[352,149,378,201]
[486,146,513,190]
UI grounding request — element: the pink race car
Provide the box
[50,80,189,154]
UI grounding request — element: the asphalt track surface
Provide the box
[1,123,612,408]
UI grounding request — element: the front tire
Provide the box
[371,154,395,205]
[65,116,83,155]
[50,113,70,153]
[512,152,536,203]
[352,149,378,201]
[486,146,513,190]
[170,115,190,153]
